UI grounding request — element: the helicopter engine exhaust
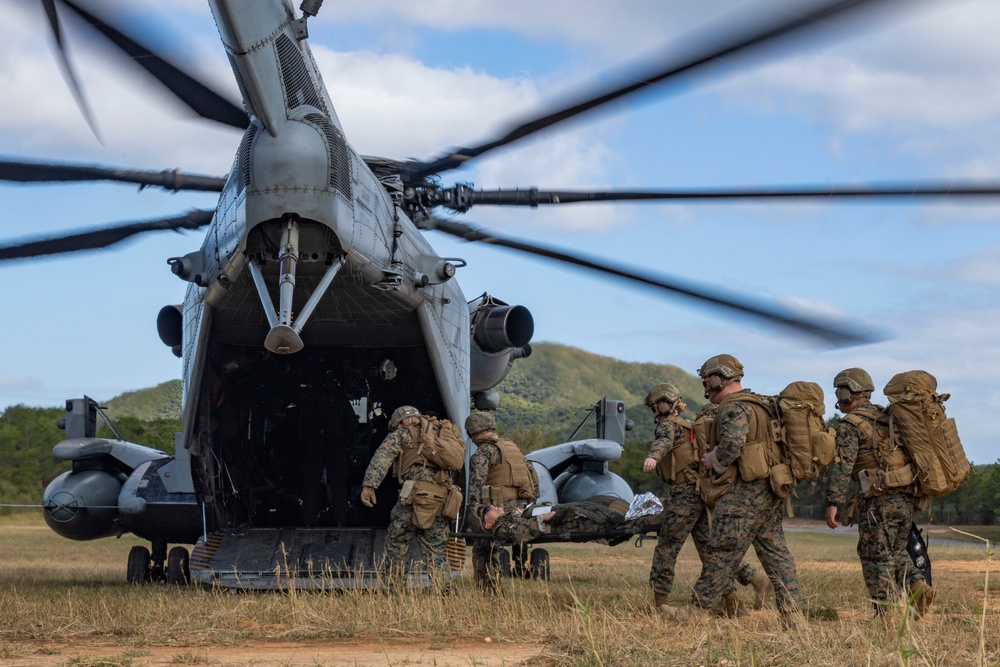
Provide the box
[469,295,534,392]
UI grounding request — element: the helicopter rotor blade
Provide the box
[41,0,102,142]
[0,209,214,262]
[0,158,227,193]
[444,181,1000,211]
[405,0,904,181]
[56,0,248,130]
[425,216,879,347]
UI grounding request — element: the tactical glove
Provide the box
[360,486,377,507]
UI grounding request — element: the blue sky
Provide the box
[1,0,998,465]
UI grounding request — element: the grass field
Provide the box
[0,511,997,667]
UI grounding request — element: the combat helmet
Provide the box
[833,368,874,393]
[645,383,682,408]
[465,410,496,435]
[698,354,744,381]
[389,405,421,429]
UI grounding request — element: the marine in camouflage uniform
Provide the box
[360,406,454,590]
[663,356,802,626]
[486,495,659,545]
[643,384,769,611]
[465,410,538,588]
[824,368,933,616]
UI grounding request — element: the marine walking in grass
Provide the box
[642,383,771,613]
[824,368,935,618]
[659,355,804,629]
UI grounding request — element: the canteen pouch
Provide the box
[441,484,463,521]
[410,480,448,529]
[857,469,885,499]
[769,463,794,499]
[700,465,738,510]
[737,440,771,482]
[882,464,916,489]
[399,479,416,505]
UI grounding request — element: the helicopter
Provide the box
[2,0,998,588]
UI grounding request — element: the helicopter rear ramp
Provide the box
[189,527,433,590]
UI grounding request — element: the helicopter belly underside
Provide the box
[189,527,440,591]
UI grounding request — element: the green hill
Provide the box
[91,344,700,431]
[495,342,704,447]
[104,380,182,421]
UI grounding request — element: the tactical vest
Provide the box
[393,426,448,484]
[709,392,783,483]
[484,437,537,502]
[844,402,915,494]
[654,415,699,484]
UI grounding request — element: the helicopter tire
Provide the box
[496,548,512,578]
[529,548,550,581]
[126,546,151,585]
[166,546,190,586]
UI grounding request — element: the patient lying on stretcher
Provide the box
[481,493,663,546]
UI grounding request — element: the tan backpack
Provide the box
[725,384,835,499]
[884,371,970,497]
[418,416,467,472]
[776,381,836,482]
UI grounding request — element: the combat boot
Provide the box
[653,593,670,611]
[722,591,747,618]
[748,571,773,610]
[910,581,936,619]
[779,610,807,631]
[658,603,708,622]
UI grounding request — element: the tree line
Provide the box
[0,404,180,513]
[3,403,996,525]
[504,421,1000,526]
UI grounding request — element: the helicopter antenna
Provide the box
[94,404,124,441]
[565,402,600,443]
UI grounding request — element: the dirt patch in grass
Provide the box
[0,637,544,667]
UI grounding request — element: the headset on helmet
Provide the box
[465,410,496,435]
[389,405,421,430]
[698,354,744,381]
[833,368,874,393]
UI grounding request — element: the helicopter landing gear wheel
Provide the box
[166,546,190,586]
[529,548,550,581]
[512,543,529,579]
[496,548,512,578]
[127,546,151,584]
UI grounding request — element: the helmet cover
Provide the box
[389,405,421,430]
[698,354,744,381]
[465,410,497,435]
[645,383,681,408]
[833,368,874,393]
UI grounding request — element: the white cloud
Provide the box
[951,247,1000,287]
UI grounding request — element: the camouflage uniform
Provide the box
[692,391,802,614]
[362,426,454,588]
[467,433,537,584]
[491,495,659,545]
[825,401,925,604]
[647,416,759,598]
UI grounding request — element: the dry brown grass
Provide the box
[0,511,996,667]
